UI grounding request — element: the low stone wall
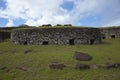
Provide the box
[11,28,101,45]
[0,31,11,42]
[100,27,120,39]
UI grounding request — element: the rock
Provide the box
[24,50,32,54]
[73,52,92,61]
[16,66,29,71]
[105,63,120,69]
[74,63,90,69]
[90,64,98,69]
[104,63,117,69]
[98,64,106,68]
[116,63,120,67]
[48,63,66,70]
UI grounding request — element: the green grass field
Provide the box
[0,38,120,80]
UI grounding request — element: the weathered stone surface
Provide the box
[100,27,120,39]
[0,31,10,42]
[48,63,66,70]
[73,52,92,61]
[104,63,120,69]
[74,63,90,69]
[11,28,101,45]
[116,63,120,67]
[90,64,98,69]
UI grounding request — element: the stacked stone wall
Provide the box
[100,28,120,39]
[11,28,101,45]
[0,31,11,42]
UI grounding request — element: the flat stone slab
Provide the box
[74,63,90,69]
[104,63,120,69]
[73,52,92,61]
[48,62,66,70]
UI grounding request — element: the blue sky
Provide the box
[0,0,120,27]
[0,0,6,9]
[61,1,74,11]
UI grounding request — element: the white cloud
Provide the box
[6,19,14,27]
[1,0,73,26]
[71,0,120,27]
[103,18,120,27]
[0,0,120,27]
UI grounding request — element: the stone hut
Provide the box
[100,27,120,39]
[11,28,101,45]
[0,31,11,42]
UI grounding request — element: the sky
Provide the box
[0,0,120,27]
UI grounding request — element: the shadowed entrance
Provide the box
[69,39,74,45]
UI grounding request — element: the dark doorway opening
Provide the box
[69,39,74,45]
[24,42,28,45]
[111,35,115,38]
[42,41,49,45]
[102,37,105,39]
[89,39,94,45]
